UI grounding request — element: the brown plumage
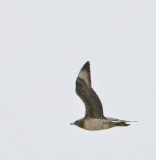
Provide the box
[76,62,104,119]
[71,61,134,131]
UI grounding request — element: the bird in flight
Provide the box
[71,61,135,131]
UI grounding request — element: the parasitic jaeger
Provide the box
[71,61,135,131]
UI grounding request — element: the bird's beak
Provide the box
[70,123,74,125]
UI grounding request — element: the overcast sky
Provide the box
[0,0,156,160]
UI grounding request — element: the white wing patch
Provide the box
[78,69,90,87]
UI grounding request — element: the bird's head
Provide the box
[70,119,84,128]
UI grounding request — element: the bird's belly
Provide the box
[84,118,113,131]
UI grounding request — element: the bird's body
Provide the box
[84,118,112,130]
[71,61,134,131]
[76,118,116,131]
[74,117,130,131]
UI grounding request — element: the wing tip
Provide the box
[81,61,90,71]
[77,61,91,87]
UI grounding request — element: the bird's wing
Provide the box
[76,61,105,119]
[78,61,91,87]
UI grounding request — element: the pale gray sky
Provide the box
[0,0,156,160]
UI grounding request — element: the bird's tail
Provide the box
[114,121,130,127]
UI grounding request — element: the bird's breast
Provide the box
[83,118,113,130]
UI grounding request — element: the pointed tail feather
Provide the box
[115,121,130,127]
[106,117,137,123]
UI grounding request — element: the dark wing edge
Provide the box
[78,61,91,87]
[76,62,105,119]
